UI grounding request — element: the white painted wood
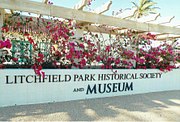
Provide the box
[39,0,49,18]
[42,0,48,4]
[0,69,179,107]
[135,13,160,23]
[0,9,4,40]
[74,0,88,10]
[1,0,180,35]
[115,8,136,19]
[93,0,112,14]
[156,34,180,40]
[149,16,175,24]
[74,28,84,38]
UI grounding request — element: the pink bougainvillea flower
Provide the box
[166,65,175,71]
[32,64,45,78]
[36,58,42,63]
[27,37,34,45]
[93,48,97,52]
[34,69,41,76]
[69,42,75,47]
[36,53,44,63]
[80,59,86,66]
[66,54,72,59]
[48,1,53,4]
[151,65,156,69]
[1,26,9,32]
[101,65,105,69]
[107,57,113,63]
[105,46,111,52]
[139,58,145,64]
[0,64,4,69]
[29,17,33,21]
[142,66,147,69]
[109,65,112,69]
[38,53,44,59]
[96,55,101,62]
[38,65,42,70]
[24,32,30,36]
[79,43,85,48]
[4,39,12,49]
[41,71,45,78]
[87,0,95,5]
[12,58,18,62]
[0,40,4,49]
[122,60,128,65]
[115,58,120,64]
[160,68,164,72]
[147,33,156,40]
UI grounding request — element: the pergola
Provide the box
[0,0,180,41]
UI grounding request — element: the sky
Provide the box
[31,0,180,21]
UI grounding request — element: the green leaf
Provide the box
[141,2,157,10]
[131,1,139,8]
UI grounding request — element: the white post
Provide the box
[74,0,88,10]
[93,0,112,14]
[71,28,84,68]
[0,9,4,57]
[0,9,4,40]
[74,28,84,39]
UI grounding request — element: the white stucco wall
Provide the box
[0,69,180,107]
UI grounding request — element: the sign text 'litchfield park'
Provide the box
[5,72,162,95]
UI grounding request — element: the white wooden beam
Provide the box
[116,8,136,19]
[149,16,175,24]
[156,34,180,40]
[84,24,118,34]
[136,13,160,23]
[39,0,49,18]
[159,16,175,24]
[94,0,112,14]
[0,9,4,40]
[74,0,88,10]
[1,0,180,35]
[43,0,48,4]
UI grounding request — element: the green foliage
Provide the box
[132,0,159,18]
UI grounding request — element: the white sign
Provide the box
[0,69,180,107]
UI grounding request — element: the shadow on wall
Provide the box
[0,90,180,121]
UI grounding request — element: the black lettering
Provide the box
[48,75,52,82]
[43,75,48,82]
[52,75,58,82]
[98,74,102,81]
[34,75,41,83]
[90,74,96,81]
[73,88,84,92]
[14,76,17,84]
[139,73,144,79]
[106,74,110,80]
[112,83,118,92]
[114,74,119,80]
[125,82,133,91]
[65,75,71,82]
[18,75,25,83]
[99,84,106,93]
[85,74,89,81]
[118,82,125,91]
[119,74,124,80]
[106,83,112,93]
[26,75,33,83]
[6,75,13,84]
[78,75,83,81]
[158,73,162,78]
[74,74,78,81]
[86,84,97,94]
